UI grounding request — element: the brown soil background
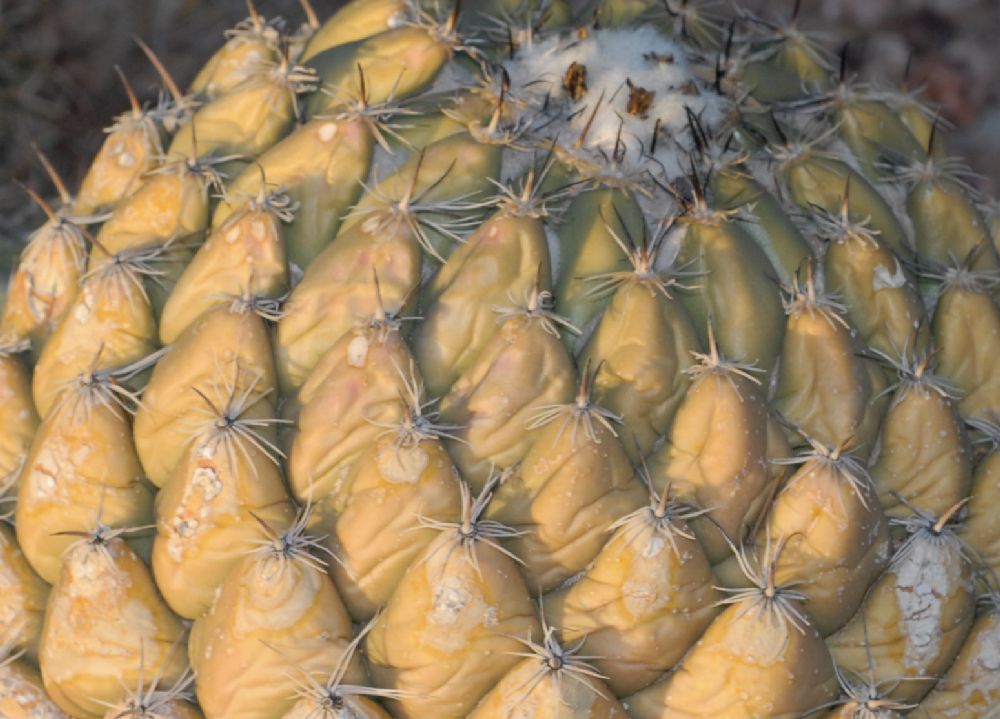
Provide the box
[2,0,999,254]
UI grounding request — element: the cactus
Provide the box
[2,1,1000,718]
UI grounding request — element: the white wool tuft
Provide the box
[504,26,730,179]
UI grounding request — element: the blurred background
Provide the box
[2,0,999,251]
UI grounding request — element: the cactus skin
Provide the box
[3,2,1000,719]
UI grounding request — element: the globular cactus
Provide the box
[3,1,1000,718]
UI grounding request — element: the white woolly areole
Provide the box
[504,26,730,179]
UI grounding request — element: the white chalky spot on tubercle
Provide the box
[318,122,338,142]
[873,260,906,290]
[347,335,369,367]
[73,287,96,323]
[642,535,665,559]
[37,473,57,494]
[894,536,957,671]
[193,465,223,499]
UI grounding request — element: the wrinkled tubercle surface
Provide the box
[327,433,462,620]
[365,530,540,719]
[579,280,700,462]
[543,509,722,697]
[647,370,770,563]
[676,220,784,375]
[626,597,838,719]
[40,538,188,719]
[188,552,361,719]
[17,399,154,584]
